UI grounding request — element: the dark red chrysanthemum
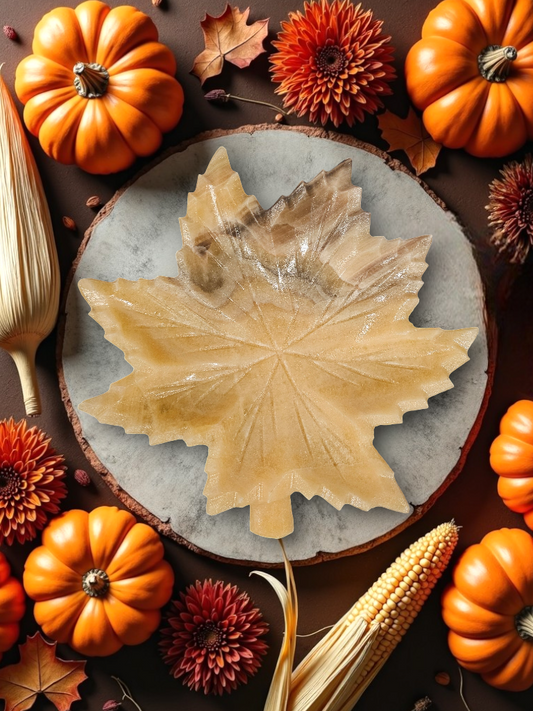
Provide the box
[270,0,396,127]
[0,418,67,545]
[159,579,268,695]
[487,154,533,264]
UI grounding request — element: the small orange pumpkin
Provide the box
[15,1,184,174]
[490,400,533,528]
[405,0,533,157]
[442,528,533,691]
[0,553,25,660]
[23,506,174,657]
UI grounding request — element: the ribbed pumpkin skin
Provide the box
[491,400,533,528]
[23,506,174,657]
[405,0,533,157]
[0,553,25,660]
[442,528,533,691]
[15,1,184,174]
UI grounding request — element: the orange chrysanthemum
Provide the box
[270,0,396,127]
[0,418,67,545]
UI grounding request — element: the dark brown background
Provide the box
[1,0,532,709]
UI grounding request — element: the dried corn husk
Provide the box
[288,616,379,711]
[0,68,60,415]
[258,522,459,710]
[253,540,298,711]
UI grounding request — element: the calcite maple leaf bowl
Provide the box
[59,126,492,565]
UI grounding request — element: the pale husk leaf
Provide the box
[254,540,298,711]
[0,69,60,415]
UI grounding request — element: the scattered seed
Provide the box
[3,25,18,41]
[62,216,77,232]
[74,469,91,487]
[102,701,122,711]
[274,113,284,123]
[435,671,451,686]
[86,195,102,208]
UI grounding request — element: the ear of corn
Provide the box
[0,68,60,416]
[334,521,460,707]
[258,522,459,711]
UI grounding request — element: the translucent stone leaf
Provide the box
[79,147,477,539]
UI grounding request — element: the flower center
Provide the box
[194,621,226,651]
[0,467,23,499]
[82,568,110,598]
[73,62,109,99]
[316,46,347,76]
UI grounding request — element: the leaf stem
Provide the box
[227,94,291,116]
[111,676,144,711]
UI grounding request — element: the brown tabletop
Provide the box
[1,0,532,709]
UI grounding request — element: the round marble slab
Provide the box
[59,125,493,566]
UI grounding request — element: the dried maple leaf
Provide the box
[378,108,442,176]
[79,148,477,539]
[0,633,87,711]
[191,4,269,84]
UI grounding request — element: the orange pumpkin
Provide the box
[442,528,533,691]
[23,506,174,657]
[0,553,25,660]
[405,0,533,157]
[490,400,533,529]
[15,1,184,174]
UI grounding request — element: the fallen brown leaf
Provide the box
[191,4,269,84]
[0,632,87,711]
[378,108,442,176]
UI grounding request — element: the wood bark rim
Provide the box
[56,123,497,568]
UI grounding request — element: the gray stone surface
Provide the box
[62,130,488,564]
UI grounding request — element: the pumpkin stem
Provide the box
[73,62,109,99]
[515,606,533,640]
[478,45,517,82]
[82,568,110,597]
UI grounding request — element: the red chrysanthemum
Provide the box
[159,579,268,695]
[270,0,396,127]
[0,418,67,545]
[487,154,533,264]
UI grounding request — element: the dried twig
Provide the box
[204,89,290,116]
[458,666,473,711]
[107,677,143,711]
